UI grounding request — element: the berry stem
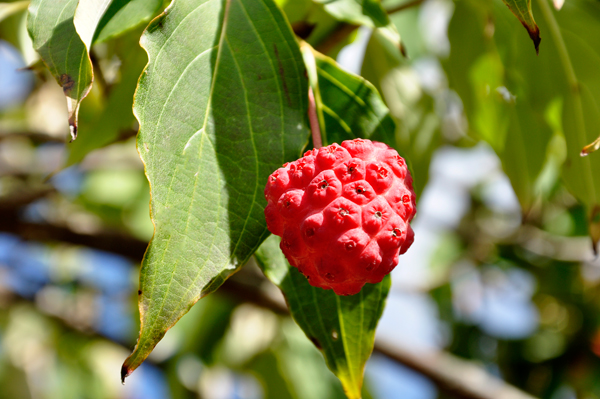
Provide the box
[308,87,323,149]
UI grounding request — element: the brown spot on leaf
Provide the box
[60,74,75,95]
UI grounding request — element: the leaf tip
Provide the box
[522,22,541,55]
[69,122,77,142]
[121,363,131,384]
[581,136,600,157]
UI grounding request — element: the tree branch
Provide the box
[0,202,539,399]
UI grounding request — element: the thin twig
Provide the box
[308,87,323,149]
[314,23,359,55]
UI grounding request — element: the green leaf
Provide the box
[361,29,440,197]
[312,0,402,56]
[301,44,395,146]
[444,0,552,211]
[501,0,541,53]
[122,0,309,380]
[314,0,390,28]
[27,0,93,140]
[542,0,600,244]
[27,0,162,141]
[247,350,297,399]
[74,0,163,46]
[66,28,148,165]
[255,235,390,399]
[0,1,29,24]
[274,319,348,399]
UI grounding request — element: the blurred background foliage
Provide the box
[1,0,600,398]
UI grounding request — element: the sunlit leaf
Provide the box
[255,235,390,399]
[121,0,309,380]
[314,0,389,28]
[74,0,162,46]
[502,0,541,53]
[313,0,402,57]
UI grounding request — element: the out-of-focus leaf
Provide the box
[314,0,389,28]
[545,0,600,245]
[171,293,237,365]
[301,43,395,146]
[247,351,297,399]
[122,0,309,380]
[274,319,348,399]
[580,135,600,157]
[313,0,402,58]
[501,0,541,53]
[446,0,600,234]
[27,0,93,140]
[275,0,312,25]
[255,235,390,399]
[444,0,552,211]
[74,0,162,46]
[0,1,28,23]
[361,30,440,197]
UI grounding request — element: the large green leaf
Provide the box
[121,0,309,380]
[27,0,93,140]
[301,44,395,146]
[255,235,390,399]
[501,0,541,53]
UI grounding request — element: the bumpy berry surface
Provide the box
[264,139,416,295]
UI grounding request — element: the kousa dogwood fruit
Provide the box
[264,139,416,295]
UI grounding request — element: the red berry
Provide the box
[264,138,416,295]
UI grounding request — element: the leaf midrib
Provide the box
[146,0,231,331]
